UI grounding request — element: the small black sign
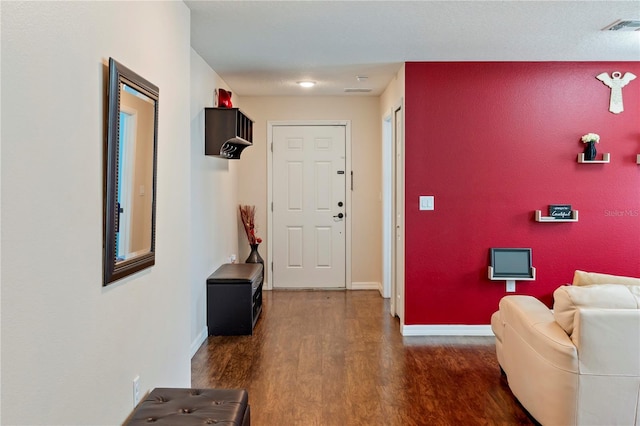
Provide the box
[549,204,572,219]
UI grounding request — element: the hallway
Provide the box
[191,290,536,425]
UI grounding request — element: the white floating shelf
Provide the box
[577,153,610,163]
[488,266,536,281]
[488,266,536,292]
[535,210,579,222]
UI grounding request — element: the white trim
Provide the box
[190,326,208,358]
[381,113,393,300]
[351,281,381,291]
[267,120,352,290]
[393,100,405,323]
[266,123,273,291]
[401,324,494,337]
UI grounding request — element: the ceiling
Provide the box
[186,1,640,97]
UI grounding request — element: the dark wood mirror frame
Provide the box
[104,58,159,286]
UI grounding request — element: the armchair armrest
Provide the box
[500,296,578,372]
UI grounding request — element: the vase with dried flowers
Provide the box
[581,133,600,161]
[239,205,263,264]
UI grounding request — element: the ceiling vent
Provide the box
[603,20,640,31]
[344,88,372,93]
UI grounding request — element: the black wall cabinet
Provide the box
[204,107,254,159]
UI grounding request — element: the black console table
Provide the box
[207,263,263,336]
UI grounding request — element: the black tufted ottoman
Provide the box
[123,388,250,425]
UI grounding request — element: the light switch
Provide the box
[419,195,434,211]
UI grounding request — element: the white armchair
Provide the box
[491,271,640,425]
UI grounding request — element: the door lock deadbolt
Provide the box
[338,202,343,207]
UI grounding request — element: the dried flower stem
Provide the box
[239,205,259,245]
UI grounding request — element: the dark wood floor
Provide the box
[192,290,537,426]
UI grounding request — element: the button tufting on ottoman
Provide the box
[123,388,250,425]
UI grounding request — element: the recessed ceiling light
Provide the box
[297,81,316,88]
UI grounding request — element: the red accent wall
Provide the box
[404,62,640,325]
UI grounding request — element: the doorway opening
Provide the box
[382,102,404,321]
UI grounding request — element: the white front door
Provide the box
[272,125,346,288]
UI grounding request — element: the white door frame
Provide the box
[382,100,405,321]
[393,101,405,323]
[382,114,393,300]
[267,120,352,290]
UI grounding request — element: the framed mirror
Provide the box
[104,58,159,286]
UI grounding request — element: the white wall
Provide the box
[237,96,382,287]
[189,49,241,354]
[1,2,192,424]
[380,65,405,116]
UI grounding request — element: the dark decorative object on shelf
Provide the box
[580,133,600,161]
[246,243,264,265]
[584,141,597,161]
[239,204,263,264]
[549,204,572,219]
[216,88,233,108]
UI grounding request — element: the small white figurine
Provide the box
[596,71,636,114]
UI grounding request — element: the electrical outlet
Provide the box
[133,375,141,407]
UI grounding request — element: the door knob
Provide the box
[333,213,344,219]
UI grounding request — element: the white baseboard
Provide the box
[401,324,494,337]
[351,281,380,290]
[190,326,208,358]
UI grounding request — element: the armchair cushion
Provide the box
[553,284,639,336]
[575,308,640,374]
[573,269,640,287]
